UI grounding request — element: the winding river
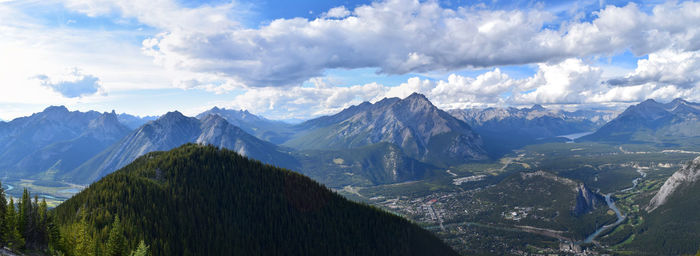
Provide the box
[582,194,625,243]
[581,167,647,243]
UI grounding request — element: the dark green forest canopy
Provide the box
[52,144,458,256]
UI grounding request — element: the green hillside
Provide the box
[52,144,458,256]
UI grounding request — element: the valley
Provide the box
[339,142,699,255]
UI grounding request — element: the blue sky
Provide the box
[0,0,698,121]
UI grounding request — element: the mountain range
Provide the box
[582,98,700,145]
[68,111,298,184]
[0,106,131,180]
[449,105,615,156]
[196,107,294,144]
[284,93,487,167]
[2,96,699,188]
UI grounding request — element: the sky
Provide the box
[0,0,698,121]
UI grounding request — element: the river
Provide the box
[582,194,625,243]
[581,166,648,243]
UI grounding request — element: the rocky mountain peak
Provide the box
[160,111,186,120]
[530,104,545,111]
[405,92,430,102]
[89,111,120,128]
[43,105,69,114]
[639,98,659,106]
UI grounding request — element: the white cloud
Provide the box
[607,49,700,89]
[324,6,350,18]
[514,59,603,104]
[223,79,388,119]
[2,0,699,120]
[113,0,700,89]
[36,68,104,98]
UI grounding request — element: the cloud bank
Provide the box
[64,0,700,88]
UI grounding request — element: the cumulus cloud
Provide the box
[224,79,388,119]
[324,6,350,18]
[513,59,603,104]
[222,54,700,120]
[35,68,103,98]
[606,49,700,89]
[67,0,698,89]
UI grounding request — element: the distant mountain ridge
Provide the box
[0,106,131,179]
[449,105,615,156]
[117,113,159,129]
[69,111,297,183]
[196,107,294,144]
[582,98,700,144]
[284,93,487,166]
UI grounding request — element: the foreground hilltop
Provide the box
[52,144,458,256]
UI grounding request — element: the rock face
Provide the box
[70,111,298,184]
[0,106,131,178]
[583,98,700,143]
[519,171,604,216]
[284,93,487,166]
[574,183,605,216]
[196,107,294,144]
[647,156,700,212]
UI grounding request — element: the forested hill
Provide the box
[52,144,458,256]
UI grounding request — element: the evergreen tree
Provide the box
[18,188,30,240]
[130,240,150,256]
[75,217,95,256]
[47,215,62,253]
[5,197,24,249]
[0,181,6,247]
[106,215,126,256]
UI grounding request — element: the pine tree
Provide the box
[5,197,25,249]
[0,181,7,247]
[130,240,150,256]
[36,197,48,248]
[75,217,95,256]
[47,215,61,253]
[106,215,126,256]
[18,188,29,239]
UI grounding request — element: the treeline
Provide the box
[0,182,149,256]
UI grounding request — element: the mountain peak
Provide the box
[42,105,69,114]
[671,98,688,104]
[531,104,545,111]
[405,92,430,102]
[160,111,186,120]
[639,98,659,106]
